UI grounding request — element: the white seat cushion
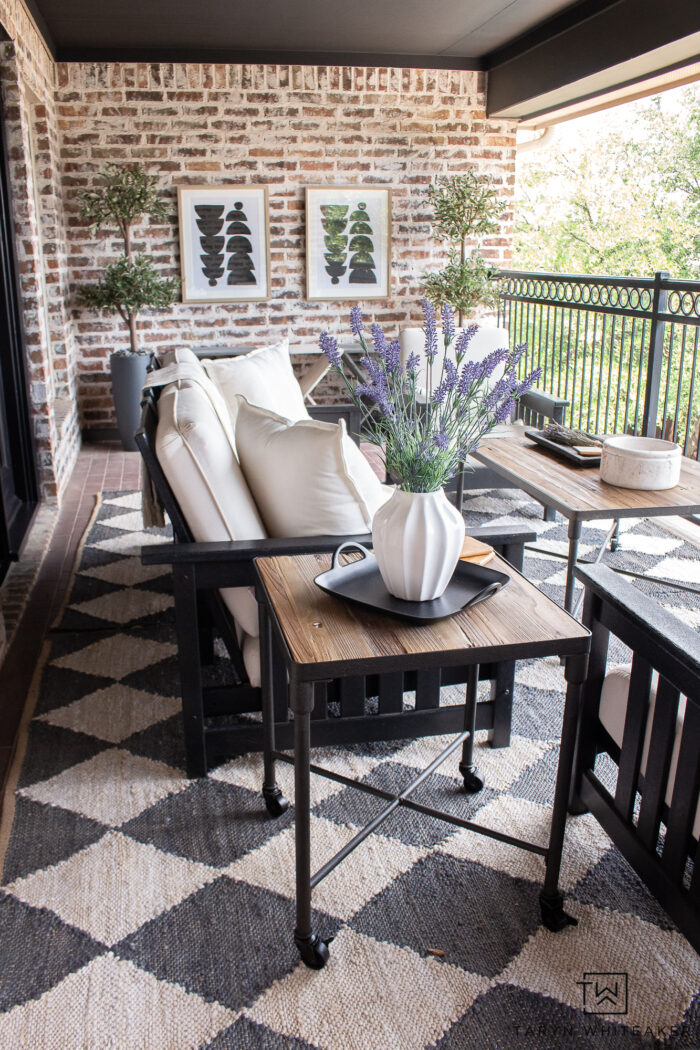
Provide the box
[234,397,392,537]
[599,665,698,839]
[202,338,310,423]
[156,379,265,640]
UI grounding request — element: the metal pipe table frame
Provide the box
[254,553,591,970]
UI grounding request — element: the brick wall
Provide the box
[0,0,81,501]
[55,62,517,427]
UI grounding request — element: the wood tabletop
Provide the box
[473,435,700,520]
[255,552,589,677]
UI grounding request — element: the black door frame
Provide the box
[0,89,38,582]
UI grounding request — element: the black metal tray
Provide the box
[314,542,510,623]
[525,429,602,467]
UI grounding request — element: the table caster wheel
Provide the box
[263,786,289,817]
[459,764,484,793]
[295,932,330,969]
[540,893,577,932]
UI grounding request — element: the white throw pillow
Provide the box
[234,397,391,537]
[156,379,265,639]
[202,338,310,423]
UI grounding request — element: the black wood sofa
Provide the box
[571,563,699,953]
[137,385,536,781]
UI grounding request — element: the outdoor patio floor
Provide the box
[0,446,141,798]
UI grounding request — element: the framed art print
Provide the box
[177,185,270,303]
[305,186,391,300]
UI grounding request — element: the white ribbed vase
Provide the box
[372,488,465,601]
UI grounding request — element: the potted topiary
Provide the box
[422,171,503,325]
[78,163,179,450]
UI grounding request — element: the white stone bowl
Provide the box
[600,436,681,490]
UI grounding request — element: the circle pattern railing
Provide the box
[498,276,655,313]
[667,289,700,320]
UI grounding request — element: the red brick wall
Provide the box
[55,63,517,427]
[0,7,81,500]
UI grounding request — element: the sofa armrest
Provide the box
[143,524,536,587]
[519,387,569,424]
[467,524,536,548]
[143,533,373,566]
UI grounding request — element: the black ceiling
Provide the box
[24,0,610,67]
[19,0,700,122]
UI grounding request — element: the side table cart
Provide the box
[254,548,591,968]
[474,434,700,614]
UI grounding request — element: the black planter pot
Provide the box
[110,351,150,451]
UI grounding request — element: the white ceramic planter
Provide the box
[600,436,681,490]
[371,488,465,601]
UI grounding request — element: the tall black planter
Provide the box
[110,351,149,451]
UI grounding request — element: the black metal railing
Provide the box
[496,270,700,459]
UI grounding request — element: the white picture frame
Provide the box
[177,185,270,303]
[305,186,391,301]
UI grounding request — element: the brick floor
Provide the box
[0,446,141,799]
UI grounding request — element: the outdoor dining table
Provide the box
[473,434,700,613]
[254,548,590,969]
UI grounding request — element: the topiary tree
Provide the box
[422,171,503,325]
[78,163,179,353]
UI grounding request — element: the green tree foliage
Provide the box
[78,163,179,353]
[513,89,700,453]
[422,172,504,323]
[514,88,700,279]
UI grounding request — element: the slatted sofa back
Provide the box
[575,563,699,953]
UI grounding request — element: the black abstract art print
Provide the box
[178,186,270,303]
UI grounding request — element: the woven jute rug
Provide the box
[0,489,698,1050]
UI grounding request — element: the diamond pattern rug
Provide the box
[0,489,699,1050]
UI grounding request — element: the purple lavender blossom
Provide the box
[421,299,438,360]
[371,322,388,357]
[478,347,509,381]
[354,382,373,400]
[508,342,527,368]
[522,367,542,391]
[441,304,455,344]
[319,331,342,367]
[323,302,540,493]
[454,323,479,360]
[484,374,511,410]
[431,380,448,406]
[433,359,459,404]
[357,355,394,418]
[494,397,516,424]
[349,305,364,337]
[385,338,401,373]
[457,360,481,395]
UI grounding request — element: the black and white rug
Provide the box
[0,489,698,1050]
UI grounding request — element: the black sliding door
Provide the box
[0,96,38,582]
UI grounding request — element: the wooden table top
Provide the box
[255,552,589,677]
[473,435,700,520]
